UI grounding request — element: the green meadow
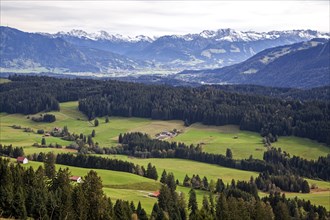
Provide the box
[1,101,328,160]
[97,154,258,184]
[1,101,329,210]
[12,159,209,214]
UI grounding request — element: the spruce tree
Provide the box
[226,148,233,159]
[216,193,229,220]
[188,189,198,215]
[44,152,56,179]
[160,170,167,184]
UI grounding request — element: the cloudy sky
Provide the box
[1,1,329,36]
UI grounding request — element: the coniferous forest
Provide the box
[1,75,329,144]
[0,157,328,220]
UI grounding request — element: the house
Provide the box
[17,157,28,164]
[53,127,62,133]
[149,191,160,198]
[69,176,82,183]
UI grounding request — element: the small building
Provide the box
[53,127,62,132]
[17,157,28,164]
[149,191,160,198]
[69,176,82,183]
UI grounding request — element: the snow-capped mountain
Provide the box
[53,29,155,42]
[175,38,330,88]
[2,26,329,75]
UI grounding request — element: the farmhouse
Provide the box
[148,191,160,198]
[69,176,82,183]
[17,157,28,164]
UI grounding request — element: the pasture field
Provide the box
[8,158,208,214]
[1,101,328,161]
[6,158,329,211]
[1,101,329,210]
[99,154,259,184]
[273,137,330,160]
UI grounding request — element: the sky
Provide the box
[1,1,329,36]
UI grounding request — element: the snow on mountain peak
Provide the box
[56,29,156,42]
[54,28,329,43]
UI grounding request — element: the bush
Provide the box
[37,129,45,134]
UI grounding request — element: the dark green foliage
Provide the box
[42,114,56,122]
[55,153,155,180]
[41,137,46,146]
[137,201,148,220]
[118,133,330,181]
[216,193,229,220]
[2,75,329,144]
[256,172,310,193]
[94,118,99,127]
[301,180,310,193]
[226,148,233,159]
[44,152,56,179]
[0,145,24,158]
[146,162,158,180]
[1,157,328,220]
[160,170,167,184]
[188,189,198,215]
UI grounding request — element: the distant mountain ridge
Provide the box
[44,27,330,69]
[175,38,330,88]
[0,26,149,73]
[0,26,329,82]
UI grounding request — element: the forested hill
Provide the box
[0,75,329,145]
[208,84,330,101]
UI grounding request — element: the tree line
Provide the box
[0,157,153,220]
[1,75,329,144]
[154,170,328,220]
[116,132,330,181]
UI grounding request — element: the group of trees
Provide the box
[0,144,24,158]
[1,75,329,144]
[1,157,328,220]
[0,157,113,219]
[116,132,330,181]
[255,172,310,193]
[54,153,158,181]
[31,113,56,123]
[154,172,328,220]
[183,174,210,191]
[0,157,155,220]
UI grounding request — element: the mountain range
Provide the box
[1,26,329,72]
[175,38,330,88]
[0,26,329,88]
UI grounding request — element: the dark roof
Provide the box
[17,157,27,162]
[69,176,81,181]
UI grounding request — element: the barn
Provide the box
[17,157,28,164]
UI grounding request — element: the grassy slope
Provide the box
[12,159,209,214]
[97,155,258,184]
[1,101,329,210]
[1,101,328,160]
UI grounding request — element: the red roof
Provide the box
[69,176,81,181]
[152,191,160,197]
[17,157,26,162]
